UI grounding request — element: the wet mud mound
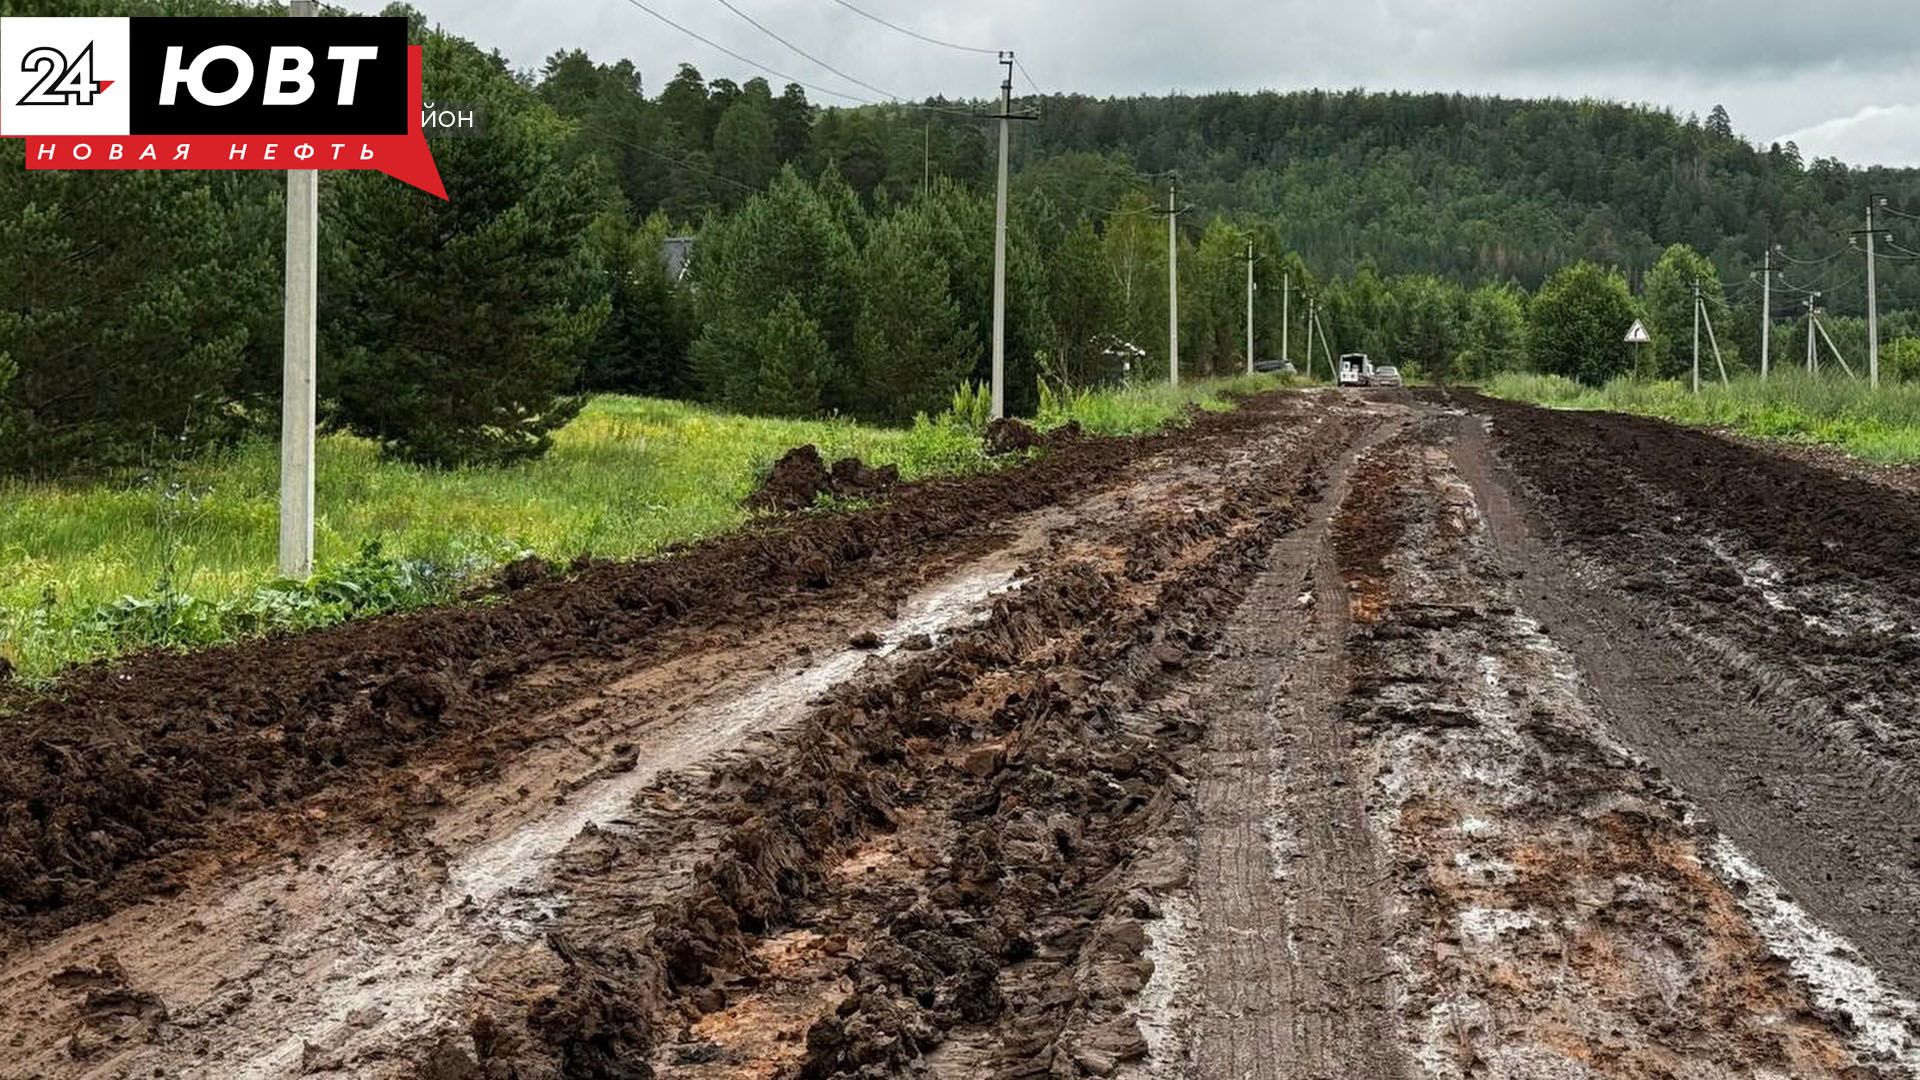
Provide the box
[0,395,1303,941]
[746,446,901,512]
[984,417,1046,455]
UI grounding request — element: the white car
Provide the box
[1371,365,1403,387]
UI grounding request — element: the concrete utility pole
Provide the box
[1866,195,1885,388]
[988,52,1013,420]
[1699,290,1730,387]
[1281,271,1291,369]
[279,0,319,579]
[1759,244,1778,380]
[1241,240,1258,375]
[1303,295,1316,379]
[1166,185,1180,385]
[1692,278,1702,394]
[1806,294,1820,374]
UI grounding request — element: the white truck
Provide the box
[1338,352,1373,387]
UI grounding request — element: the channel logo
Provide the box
[0,15,443,196]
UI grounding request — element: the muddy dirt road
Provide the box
[3,390,1918,1078]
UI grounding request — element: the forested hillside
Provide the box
[5,0,1920,484]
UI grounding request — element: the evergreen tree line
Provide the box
[6,0,1920,481]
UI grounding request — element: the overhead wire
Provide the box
[617,0,987,118]
[616,0,874,103]
[586,123,763,193]
[1776,246,1847,266]
[1012,55,1045,99]
[711,0,897,101]
[826,0,1000,55]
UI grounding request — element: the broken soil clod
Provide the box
[984,418,1046,456]
[747,445,901,512]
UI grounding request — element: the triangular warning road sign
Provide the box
[1624,320,1651,344]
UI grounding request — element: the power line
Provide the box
[618,0,988,120]
[617,0,875,104]
[587,123,762,193]
[712,0,896,100]
[1777,246,1847,266]
[1012,55,1044,98]
[827,0,999,55]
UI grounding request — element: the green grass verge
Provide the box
[1483,371,1920,465]
[1,376,1289,682]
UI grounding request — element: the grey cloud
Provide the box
[348,0,1920,165]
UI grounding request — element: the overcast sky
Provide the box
[348,0,1920,167]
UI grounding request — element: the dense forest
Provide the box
[4,0,1920,481]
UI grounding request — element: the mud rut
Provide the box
[4,392,1920,1079]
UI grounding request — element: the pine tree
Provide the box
[852,212,977,424]
[1706,105,1734,138]
[753,294,828,417]
[322,27,609,466]
[658,64,713,143]
[0,154,276,478]
[690,167,860,412]
[581,212,694,396]
[770,84,814,165]
[1045,222,1123,386]
[713,100,778,192]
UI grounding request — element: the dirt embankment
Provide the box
[0,399,1294,943]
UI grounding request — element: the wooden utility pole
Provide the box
[1149,181,1191,386]
[1699,284,1729,387]
[279,0,319,579]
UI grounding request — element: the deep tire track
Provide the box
[1188,415,1408,1079]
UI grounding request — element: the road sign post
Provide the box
[1625,319,1651,380]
